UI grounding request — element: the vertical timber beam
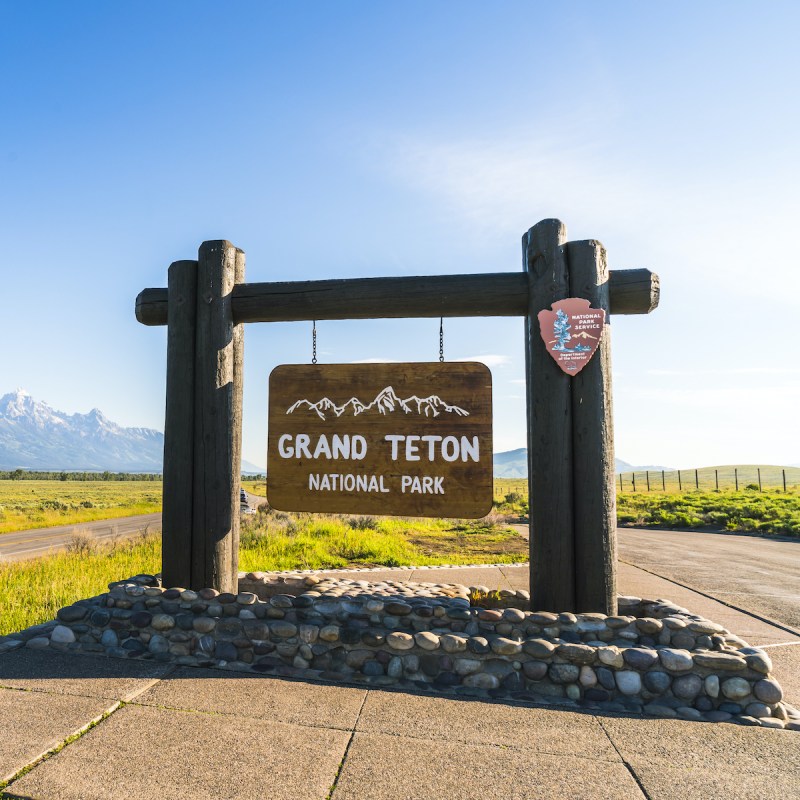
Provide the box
[192,240,245,592]
[161,260,198,589]
[567,240,617,615]
[523,219,576,612]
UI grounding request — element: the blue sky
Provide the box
[1,1,798,469]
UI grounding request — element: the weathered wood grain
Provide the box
[135,268,659,326]
[567,240,617,615]
[192,240,241,593]
[523,219,576,612]
[161,260,197,589]
[267,363,493,518]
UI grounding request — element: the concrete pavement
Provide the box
[2,558,799,799]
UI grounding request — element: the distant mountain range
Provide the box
[0,390,264,473]
[287,386,468,421]
[493,448,675,478]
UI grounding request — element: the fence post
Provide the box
[523,219,575,612]
[695,469,699,490]
[678,470,682,491]
[715,469,719,491]
[567,239,617,615]
[161,260,198,589]
[192,241,245,593]
[758,468,762,492]
[646,471,650,491]
[661,470,665,491]
[783,469,787,492]
[619,473,623,492]
[735,468,739,491]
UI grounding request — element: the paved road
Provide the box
[617,527,800,635]
[0,514,163,562]
[0,491,268,563]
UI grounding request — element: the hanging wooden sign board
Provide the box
[267,362,493,518]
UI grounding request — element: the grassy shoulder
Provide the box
[0,510,527,635]
[617,490,800,535]
[0,480,162,535]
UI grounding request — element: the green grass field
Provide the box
[0,480,162,535]
[0,510,527,636]
[617,491,800,535]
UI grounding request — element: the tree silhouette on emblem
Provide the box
[553,309,571,351]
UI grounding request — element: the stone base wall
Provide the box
[4,568,798,731]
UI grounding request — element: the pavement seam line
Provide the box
[0,701,123,795]
[594,717,652,800]
[117,664,177,704]
[334,725,622,763]
[755,641,800,649]
[327,690,369,799]
[618,558,800,638]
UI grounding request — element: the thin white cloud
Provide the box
[455,354,511,368]
[646,367,800,377]
[351,358,400,364]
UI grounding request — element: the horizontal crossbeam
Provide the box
[135,268,659,326]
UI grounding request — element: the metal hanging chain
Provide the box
[439,317,444,362]
[312,320,317,364]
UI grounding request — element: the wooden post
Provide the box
[735,468,739,491]
[758,468,762,492]
[161,260,198,589]
[661,470,665,491]
[695,469,699,490]
[632,473,636,492]
[523,219,575,612]
[678,470,682,491]
[567,239,617,614]
[646,471,650,491]
[783,469,787,492]
[192,241,245,592]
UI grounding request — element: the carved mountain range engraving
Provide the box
[286,385,469,421]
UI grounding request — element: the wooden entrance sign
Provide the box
[267,363,493,518]
[136,219,660,614]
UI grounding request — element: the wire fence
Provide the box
[618,467,799,494]
[494,467,800,498]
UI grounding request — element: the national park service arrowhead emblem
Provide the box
[538,298,606,376]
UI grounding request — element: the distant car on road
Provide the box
[240,488,248,504]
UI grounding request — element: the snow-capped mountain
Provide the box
[287,385,469,421]
[0,389,164,471]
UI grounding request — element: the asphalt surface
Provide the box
[0,492,265,562]
[0,514,162,562]
[616,527,800,636]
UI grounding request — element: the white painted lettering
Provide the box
[313,436,332,459]
[279,434,294,458]
[434,476,444,493]
[460,435,479,462]
[295,433,312,459]
[385,434,403,460]
[420,435,442,460]
[441,436,459,462]
[405,435,421,461]
[332,434,350,459]
[352,435,367,459]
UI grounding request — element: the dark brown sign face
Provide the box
[537,298,606,375]
[267,362,493,518]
